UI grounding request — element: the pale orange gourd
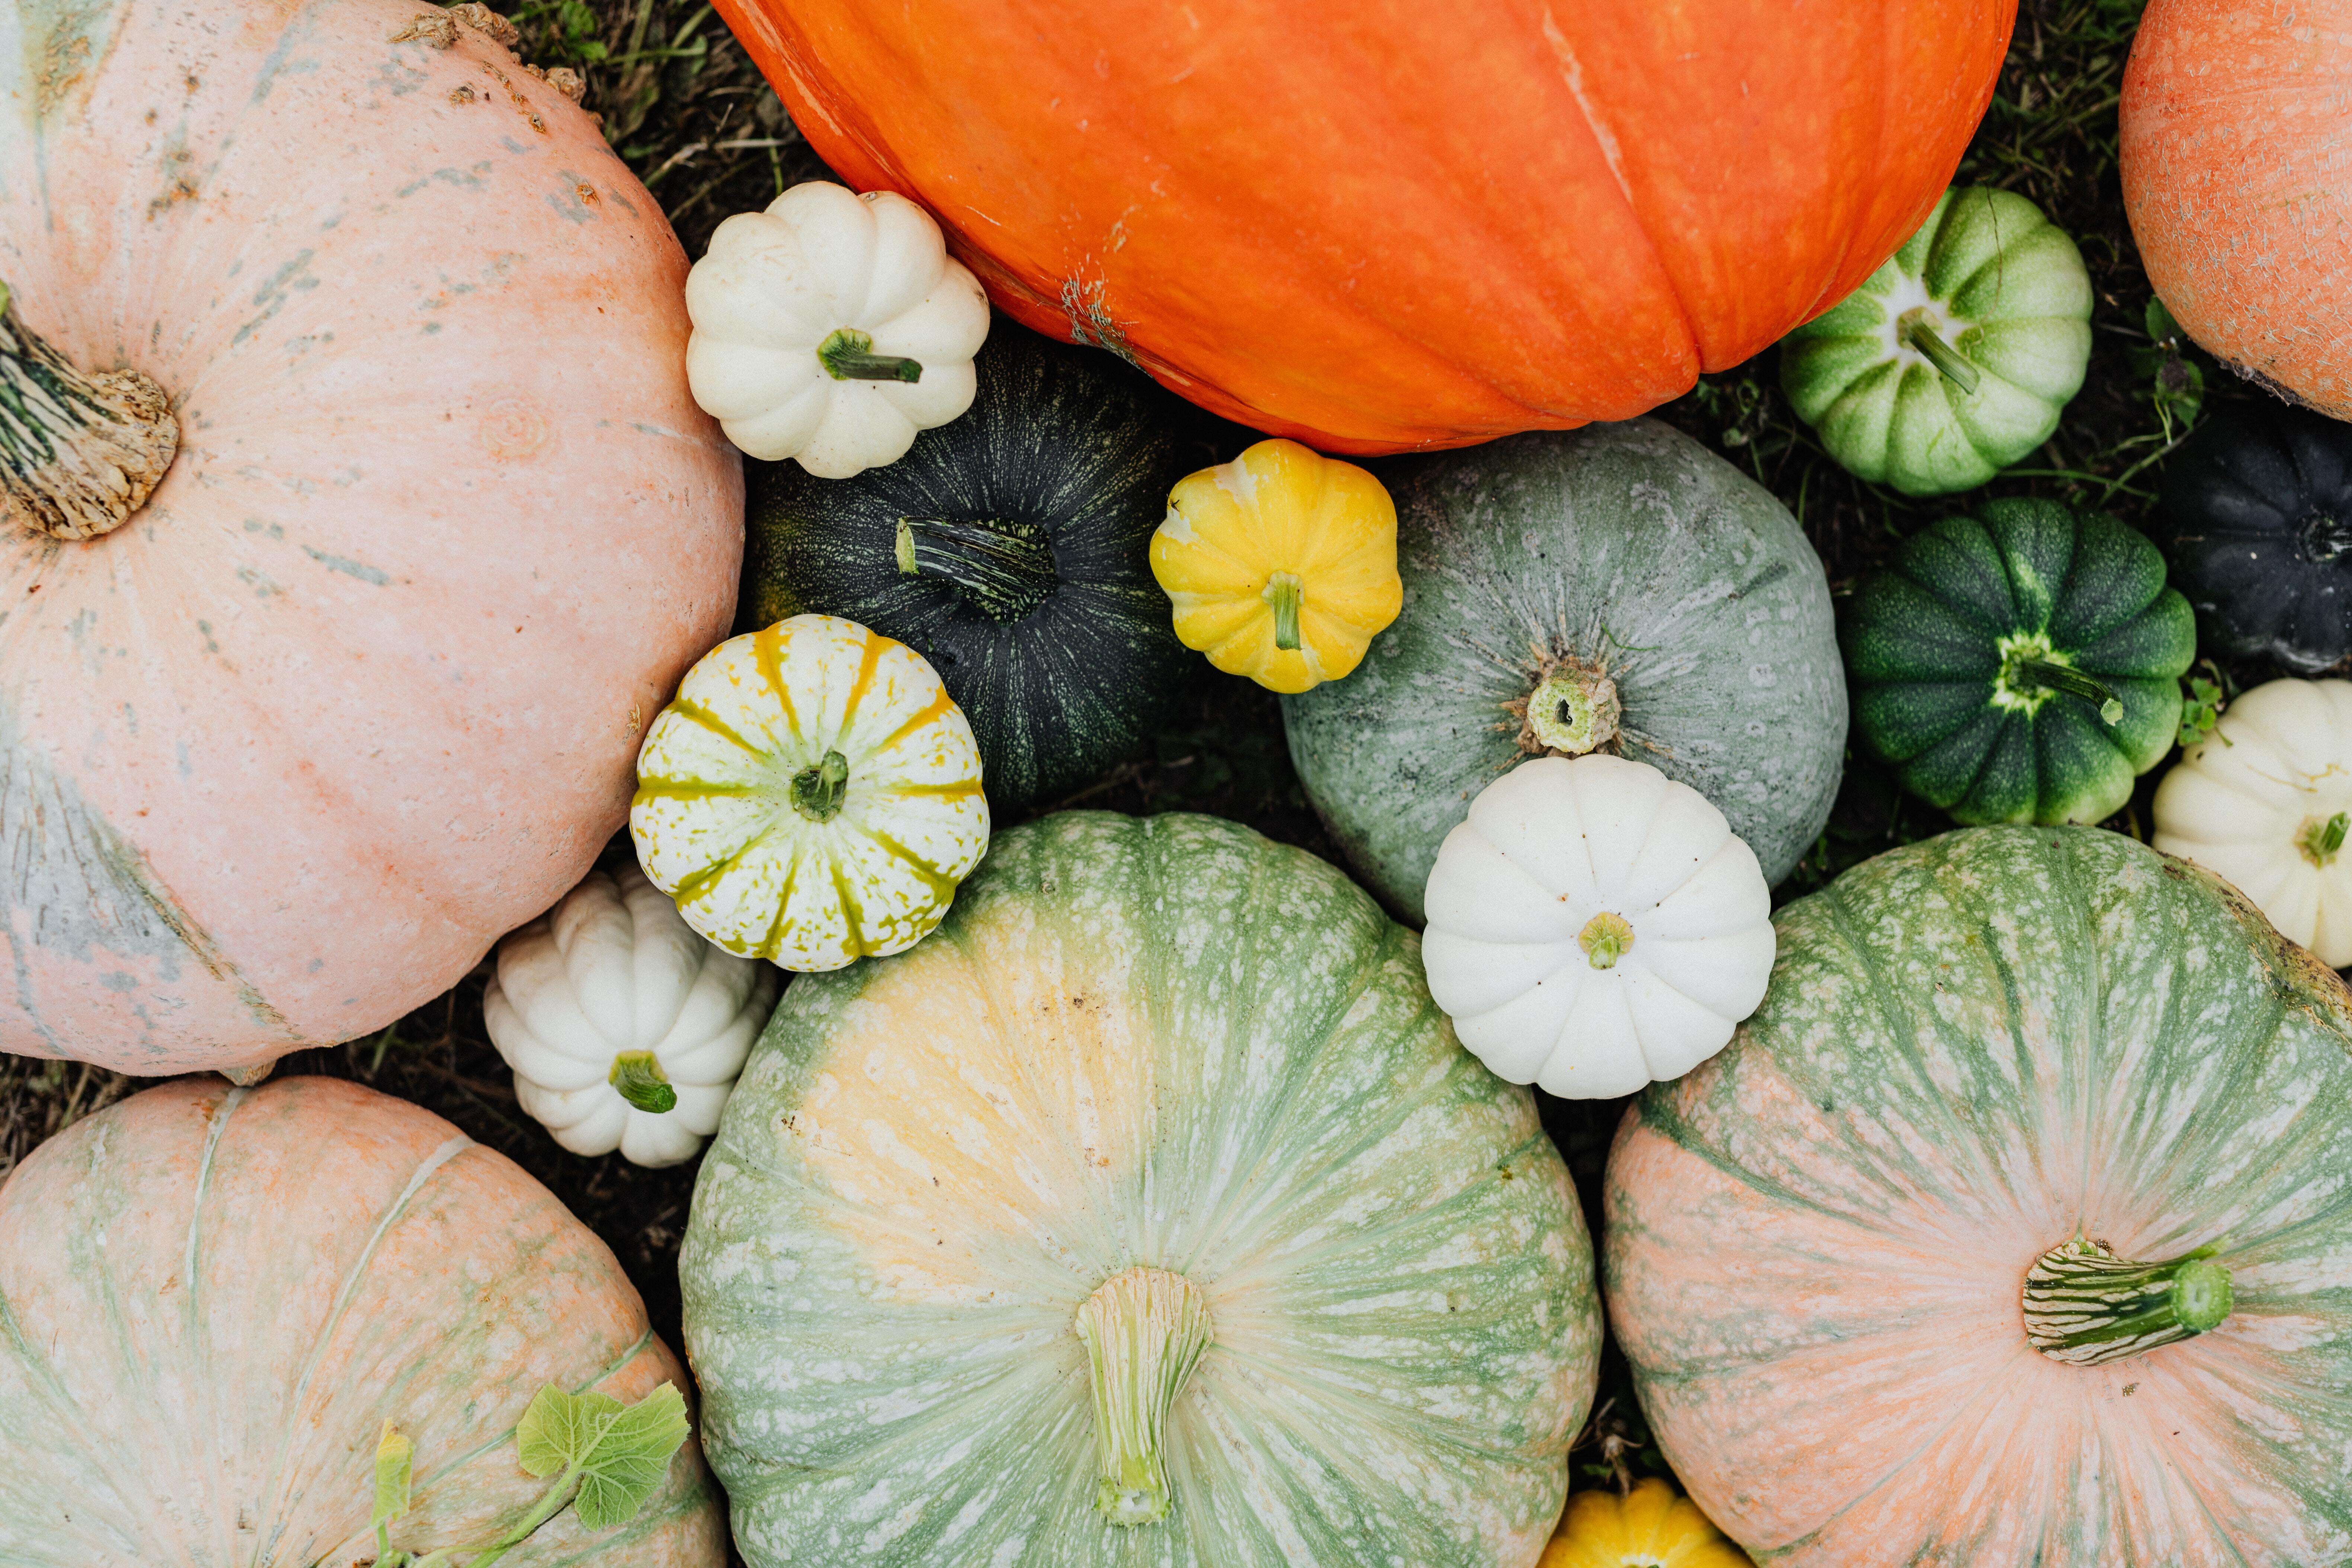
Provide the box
[0,1075,726,1567]
[0,0,741,1073]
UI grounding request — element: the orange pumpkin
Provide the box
[2122,0,2352,418]
[0,0,740,1072]
[710,0,2013,453]
[0,1075,726,1566]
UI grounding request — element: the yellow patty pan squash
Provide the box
[1542,1480,1752,1568]
[1149,437,1402,693]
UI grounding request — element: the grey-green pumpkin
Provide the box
[680,811,1599,1568]
[1283,420,1846,922]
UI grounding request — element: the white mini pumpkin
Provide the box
[484,864,782,1167]
[1421,753,1775,1099]
[685,181,990,478]
[2154,676,2352,966]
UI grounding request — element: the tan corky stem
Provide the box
[0,281,178,541]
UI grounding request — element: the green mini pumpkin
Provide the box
[1781,186,2092,496]
[1846,499,2194,826]
[743,327,1197,807]
[681,811,1599,1567]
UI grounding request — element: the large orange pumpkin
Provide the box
[0,0,741,1072]
[2122,0,2352,419]
[0,1075,726,1566]
[711,0,2014,452]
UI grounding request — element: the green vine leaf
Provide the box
[516,1381,691,1532]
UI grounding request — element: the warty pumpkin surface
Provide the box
[708,0,2014,452]
[0,1075,725,1567]
[0,0,741,1072]
[682,811,1600,1567]
[1606,827,2352,1566]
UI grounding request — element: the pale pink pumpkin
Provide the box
[0,1075,726,1566]
[0,0,740,1072]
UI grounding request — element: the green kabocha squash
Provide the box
[744,326,1198,806]
[681,812,1599,1568]
[1847,499,2194,826]
[1283,420,1845,922]
[1781,186,2092,496]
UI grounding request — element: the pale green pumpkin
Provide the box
[681,811,1600,1568]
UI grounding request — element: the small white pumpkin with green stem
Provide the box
[1421,753,1775,1099]
[2154,676,2352,965]
[483,865,782,1168]
[684,181,990,478]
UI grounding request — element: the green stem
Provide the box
[1525,667,1622,756]
[895,515,1059,622]
[1074,1265,1215,1528]
[1578,912,1634,970]
[407,1465,581,1568]
[2010,659,2124,726]
[2301,811,2349,868]
[1899,314,1982,396]
[2023,1236,2234,1367]
[609,1051,678,1114]
[789,750,851,823]
[1261,572,1304,652]
[0,277,179,540]
[817,327,923,383]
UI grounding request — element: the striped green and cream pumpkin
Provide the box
[1606,826,2352,1566]
[681,811,1600,1567]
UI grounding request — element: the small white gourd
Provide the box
[2154,676,2352,966]
[484,864,781,1168]
[1421,753,1775,1099]
[685,180,991,478]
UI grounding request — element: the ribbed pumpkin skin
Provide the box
[0,1076,725,1567]
[1283,422,1845,922]
[682,812,1599,1567]
[710,0,2013,453]
[2122,0,2352,420]
[1606,828,2352,1567]
[0,0,741,1071]
[745,330,1193,806]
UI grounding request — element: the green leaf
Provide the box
[373,1421,414,1530]
[515,1382,691,1533]
[2147,296,2182,343]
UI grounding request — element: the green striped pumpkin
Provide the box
[1607,826,2352,1565]
[681,811,1599,1567]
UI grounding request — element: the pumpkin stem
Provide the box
[1261,572,1305,651]
[608,1051,678,1114]
[1526,667,1622,756]
[817,327,924,383]
[789,750,851,822]
[2300,811,2350,868]
[1578,912,1635,970]
[895,515,1059,621]
[2299,508,2352,565]
[2023,1236,2234,1366]
[1896,310,1983,397]
[1074,1264,1214,1528]
[0,278,179,541]
[2004,656,2125,726]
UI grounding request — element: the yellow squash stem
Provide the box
[1074,1265,1214,1527]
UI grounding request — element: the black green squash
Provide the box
[2154,402,2352,673]
[1846,499,2195,826]
[743,327,1199,807]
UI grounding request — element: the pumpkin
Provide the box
[0,0,741,1074]
[1541,1480,1752,1568]
[1780,187,2092,497]
[1283,420,1845,923]
[2153,402,2352,673]
[1150,438,1403,695]
[707,0,2013,453]
[2122,0,2352,420]
[484,864,783,1168]
[1846,499,2195,827]
[1605,826,2352,1566]
[0,1075,725,1566]
[681,811,1600,1567]
[1422,755,1774,1101]
[685,181,990,479]
[742,327,1196,806]
[631,614,987,972]
[2153,678,2352,967]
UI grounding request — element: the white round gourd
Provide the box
[2154,677,2352,966]
[1421,753,1775,1099]
[484,864,781,1168]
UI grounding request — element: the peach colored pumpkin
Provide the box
[0,1075,726,1567]
[2122,0,2352,417]
[0,0,740,1072]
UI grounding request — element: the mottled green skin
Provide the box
[745,329,1195,808]
[1607,828,2352,1565]
[1847,499,2193,826]
[1283,421,1845,922]
[682,812,1599,1568]
[1782,187,2093,496]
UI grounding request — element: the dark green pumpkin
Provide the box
[743,327,1197,807]
[1846,498,2194,826]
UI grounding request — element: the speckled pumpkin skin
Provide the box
[0,0,741,1071]
[1607,828,2352,1566]
[0,1076,726,1567]
[683,811,1599,1567]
